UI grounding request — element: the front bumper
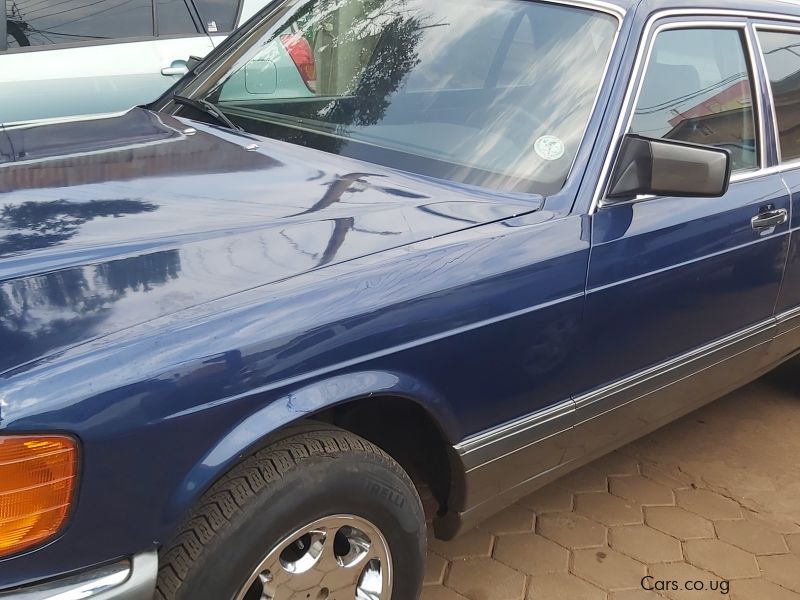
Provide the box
[0,551,157,600]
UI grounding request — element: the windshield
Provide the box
[185,0,618,195]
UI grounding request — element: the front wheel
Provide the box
[155,424,426,600]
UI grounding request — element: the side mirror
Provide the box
[606,134,732,201]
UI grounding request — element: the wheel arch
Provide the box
[161,370,467,543]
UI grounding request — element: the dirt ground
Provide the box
[422,363,800,599]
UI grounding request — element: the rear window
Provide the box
[192,0,618,195]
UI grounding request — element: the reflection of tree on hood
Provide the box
[0,199,157,256]
[0,248,181,373]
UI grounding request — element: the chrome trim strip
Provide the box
[456,399,574,463]
[0,551,157,600]
[456,314,776,463]
[777,304,800,325]
[746,22,769,171]
[555,0,626,19]
[452,398,575,511]
[450,314,780,530]
[562,2,625,187]
[574,316,775,412]
[590,11,784,214]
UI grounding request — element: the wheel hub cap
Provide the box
[235,515,392,600]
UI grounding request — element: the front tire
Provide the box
[155,424,426,600]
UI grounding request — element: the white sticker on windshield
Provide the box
[534,135,565,161]
[207,20,218,33]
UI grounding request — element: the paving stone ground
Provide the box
[423,364,800,599]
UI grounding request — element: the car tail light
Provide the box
[280,33,317,92]
[0,435,78,557]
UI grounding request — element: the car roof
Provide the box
[584,0,800,19]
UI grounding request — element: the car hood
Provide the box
[0,108,540,374]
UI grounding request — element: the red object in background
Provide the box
[280,33,317,92]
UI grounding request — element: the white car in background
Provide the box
[0,0,306,124]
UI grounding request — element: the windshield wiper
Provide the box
[172,95,242,132]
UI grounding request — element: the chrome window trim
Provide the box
[558,0,626,19]
[560,2,625,190]
[590,10,785,214]
[752,23,800,167]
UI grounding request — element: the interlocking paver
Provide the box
[429,527,493,559]
[743,509,800,535]
[610,590,663,600]
[527,573,605,600]
[575,492,643,526]
[610,475,674,506]
[714,518,788,555]
[424,552,448,585]
[609,524,683,563]
[421,585,470,600]
[640,463,692,489]
[644,506,715,541]
[536,511,606,549]
[479,504,535,535]
[555,466,608,493]
[423,379,800,600]
[730,578,800,600]
[588,452,640,476]
[447,557,526,600]
[493,532,569,575]
[518,484,573,514]
[572,547,646,591]
[758,553,800,593]
[675,489,742,521]
[682,539,760,579]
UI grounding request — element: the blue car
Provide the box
[2,0,800,598]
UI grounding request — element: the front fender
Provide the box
[163,368,459,525]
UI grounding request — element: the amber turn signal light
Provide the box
[0,435,78,557]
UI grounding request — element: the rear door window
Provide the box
[757,29,800,163]
[157,0,199,36]
[4,0,153,48]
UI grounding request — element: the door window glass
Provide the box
[5,0,152,47]
[157,0,198,36]
[630,28,759,172]
[193,0,240,34]
[758,29,800,162]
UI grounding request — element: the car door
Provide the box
[0,0,213,124]
[756,24,800,362]
[573,19,791,454]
